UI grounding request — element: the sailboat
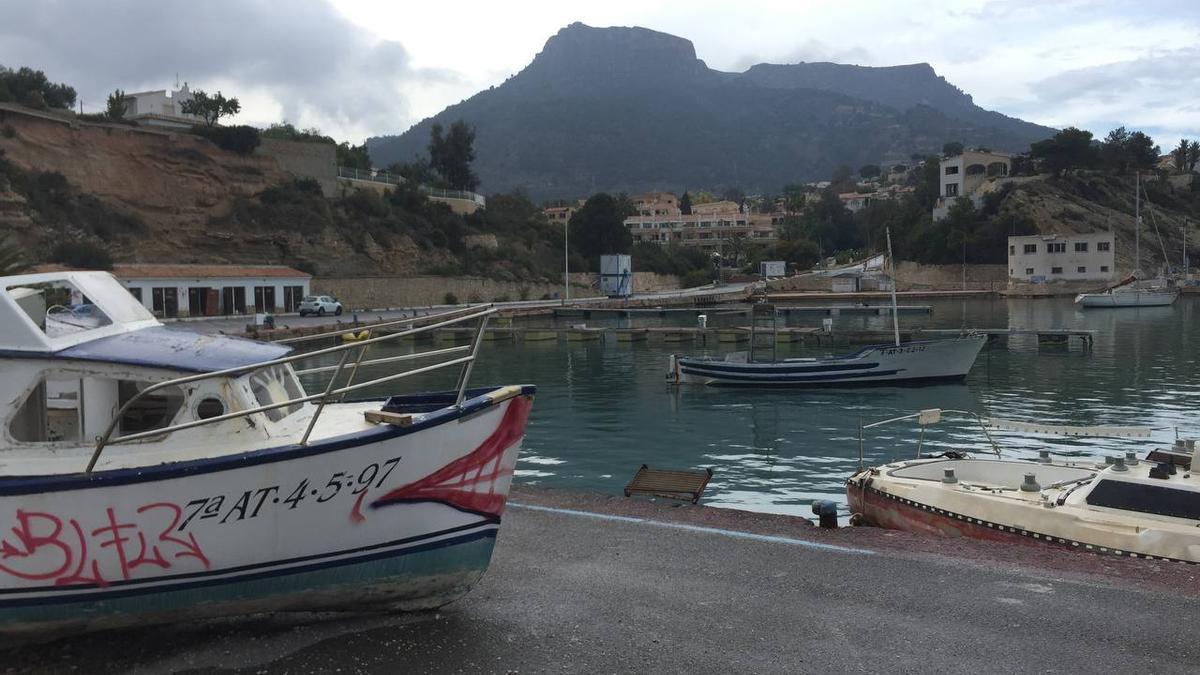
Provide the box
[667,228,986,386]
[1076,172,1179,308]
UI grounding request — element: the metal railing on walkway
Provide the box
[85,305,494,472]
[335,166,486,207]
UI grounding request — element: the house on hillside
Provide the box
[933,149,1012,221]
[121,84,204,129]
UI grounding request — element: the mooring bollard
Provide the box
[811,500,838,529]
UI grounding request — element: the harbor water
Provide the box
[304,297,1199,517]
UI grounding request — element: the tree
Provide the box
[180,90,241,127]
[568,193,632,262]
[1187,141,1200,173]
[942,141,964,157]
[831,165,852,184]
[428,120,479,192]
[859,164,881,179]
[106,89,127,120]
[1125,131,1160,172]
[723,232,750,269]
[0,66,76,109]
[1030,127,1096,177]
[336,142,371,170]
[679,191,693,215]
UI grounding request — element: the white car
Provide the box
[297,295,343,317]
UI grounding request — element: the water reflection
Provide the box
[297,297,1199,517]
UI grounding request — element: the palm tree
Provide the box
[0,232,28,275]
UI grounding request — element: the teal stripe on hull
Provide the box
[2,533,497,634]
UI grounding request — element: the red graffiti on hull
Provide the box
[370,395,532,519]
[0,502,209,587]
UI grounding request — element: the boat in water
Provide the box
[1074,274,1179,307]
[846,409,1200,563]
[0,271,534,637]
[668,228,986,386]
[668,333,986,386]
[1076,171,1180,308]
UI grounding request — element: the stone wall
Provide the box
[257,138,337,196]
[313,271,680,309]
[313,276,600,309]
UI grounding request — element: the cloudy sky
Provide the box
[2,0,1197,147]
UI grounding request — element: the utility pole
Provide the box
[563,221,569,305]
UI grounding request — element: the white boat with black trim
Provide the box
[0,271,534,638]
[847,409,1200,563]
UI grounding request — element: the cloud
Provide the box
[1030,47,1200,137]
[0,0,456,141]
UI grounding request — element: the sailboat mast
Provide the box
[1135,171,1140,277]
[886,227,901,347]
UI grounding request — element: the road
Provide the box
[8,487,1197,674]
[178,282,756,335]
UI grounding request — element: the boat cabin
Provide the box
[0,272,308,470]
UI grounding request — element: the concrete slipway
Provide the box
[8,487,1199,674]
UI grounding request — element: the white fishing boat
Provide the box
[846,409,1200,563]
[0,271,534,637]
[668,228,985,386]
[1076,171,1180,308]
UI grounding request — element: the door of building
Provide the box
[152,287,178,318]
[221,287,247,315]
[254,286,276,313]
[283,286,305,312]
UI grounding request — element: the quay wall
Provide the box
[768,262,1007,293]
[315,272,681,309]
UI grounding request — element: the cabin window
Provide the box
[9,376,184,443]
[1086,479,1200,520]
[248,365,305,422]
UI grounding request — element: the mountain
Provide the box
[371,22,1057,198]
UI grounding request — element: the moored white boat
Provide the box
[0,271,534,637]
[1074,275,1178,307]
[669,333,986,386]
[846,409,1200,563]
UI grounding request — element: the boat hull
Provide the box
[0,387,534,636]
[1075,289,1178,307]
[670,335,986,386]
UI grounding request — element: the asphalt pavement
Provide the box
[8,487,1198,674]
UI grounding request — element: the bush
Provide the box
[443,292,458,305]
[2,124,15,139]
[518,285,531,301]
[492,294,510,303]
[192,124,261,155]
[51,240,113,270]
[681,269,711,288]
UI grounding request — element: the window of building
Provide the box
[945,183,959,197]
[1097,241,1111,252]
[1025,268,1034,275]
[944,166,959,175]
[1077,266,1087,273]
[1075,242,1089,252]
[1023,244,1037,254]
[1009,245,1015,255]
[1101,266,1109,273]
[1051,267,1063,274]
[1047,242,1066,253]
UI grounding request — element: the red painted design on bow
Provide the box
[370,396,532,519]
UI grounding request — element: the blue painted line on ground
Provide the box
[508,502,874,555]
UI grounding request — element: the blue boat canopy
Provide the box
[56,326,292,373]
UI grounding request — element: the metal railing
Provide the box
[85,305,494,473]
[335,166,486,207]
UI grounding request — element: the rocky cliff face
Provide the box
[368,23,1056,198]
[0,106,429,275]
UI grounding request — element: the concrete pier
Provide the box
[11,487,1198,673]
